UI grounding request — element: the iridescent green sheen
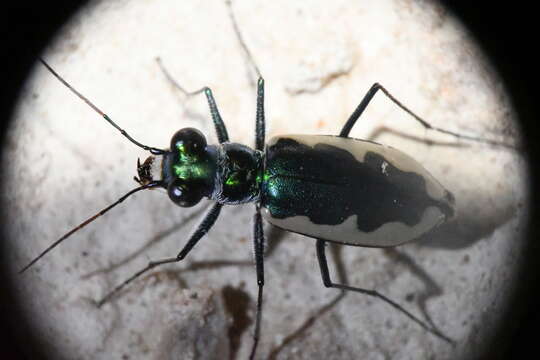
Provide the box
[171,144,213,182]
[173,162,211,180]
[262,137,453,231]
[225,173,242,186]
[160,143,216,202]
[219,143,263,203]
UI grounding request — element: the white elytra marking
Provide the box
[381,161,389,176]
[262,206,445,247]
[267,135,448,201]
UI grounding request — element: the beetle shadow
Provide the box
[160,222,291,360]
[367,125,520,151]
[264,225,288,257]
[159,226,348,360]
[84,213,289,281]
[414,169,520,250]
[81,208,292,360]
[366,124,522,336]
[130,228,337,360]
[368,126,470,149]
[266,244,347,360]
[382,247,448,338]
[416,209,518,250]
[85,250,256,360]
[166,224,287,360]
[81,205,210,279]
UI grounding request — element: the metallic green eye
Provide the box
[170,128,207,155]
[167,179,204,207]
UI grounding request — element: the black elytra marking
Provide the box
[262,138,454,233]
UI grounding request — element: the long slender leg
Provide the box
[255,78,265,151]
[340,83,493,146]
[249,208,265,360]
[156,58,229,143]
[315,239,454,344]
[97,202,223,307]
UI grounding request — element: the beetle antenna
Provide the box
[19,182,161,274]
[39,58,166,155]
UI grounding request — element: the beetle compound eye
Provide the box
[170,127,207,155]
[167,178,204,207]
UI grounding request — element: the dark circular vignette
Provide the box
[439,2,538,359]
[0,1,537,359]
[0,2,90,359]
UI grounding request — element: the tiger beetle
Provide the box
[20,10,502,357]
[21,57,474,357]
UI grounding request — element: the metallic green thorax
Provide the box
[217,143,263,204]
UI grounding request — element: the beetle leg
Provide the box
[315,239,454,344]
[340,83,428,137]
[96,202,223,307]
[255,77,266,151]
[340,83,502,147]
[249,208,265,360]
[156,57,230,143]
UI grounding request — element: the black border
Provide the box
[1,2,90,358]
[1,1,538,358]
[439,2,539,358]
